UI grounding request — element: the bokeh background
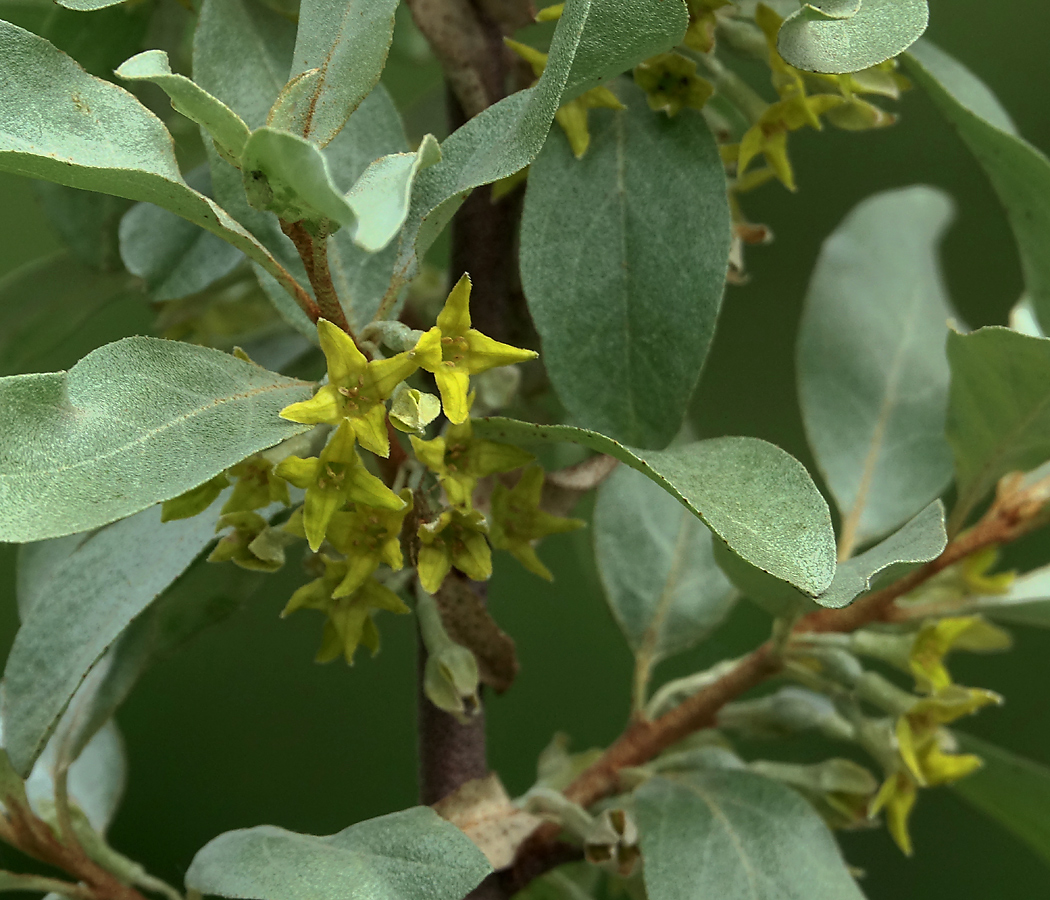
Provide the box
[0,0,1048,896]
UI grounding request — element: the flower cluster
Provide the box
[775,603,1012,854]
[162,274,584,664]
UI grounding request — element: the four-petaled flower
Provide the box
[324,492,413,597]
[417,275,537,425]
[222,455,290,515]
[417,508,493,593]
[282,557,410,665]
[411,418,534,508]
[276,422,406,552]
[280,318,441,457]
[633,53,713,118]
[490,465,585,579]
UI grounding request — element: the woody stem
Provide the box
[279,220,352,334]
[503,480,1050,888]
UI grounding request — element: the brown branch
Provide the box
[405,0,533,118]
[279,220,350,333]
[4,804,148,900]
[505,473,1050,885]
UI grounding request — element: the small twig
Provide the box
[279,220,352,334]
[53,767,80,856]
[505,473,1050,885]
[0,871,96,900]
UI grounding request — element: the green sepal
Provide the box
[490,465,584,579]
[417,509,492,593]
[161,472,230,522]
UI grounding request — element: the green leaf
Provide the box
[270,0,401,147]
[23,720,125,834]
[194,0,408,330]
[384,0,689,302]
[904,40,1016,134]
[797,185,956,549]
[0,337,311,543]
[0,251,150,377]
[345,134,442,253]
[905,41,1050,332]
[4,503,223,775]
[952,732,1050,868]
[54,0,126,8]
[0,20,309,307]
[634,770,864,900]
[473,418,836,596]
[36,1,151,79]
[944,327,1050,530]
[34,183,128,271]
[713,541,815,619]
[814,500,946,609]
[194,0,297,132]
[241,127,359,227]
[593,465,736,662]
[240,126,435,253]
[521,83,730,449]
[119,166,243,301]
[778,0,928,74]
[115,50,250,167]
[185,807,492,900]
[720,499,944,618]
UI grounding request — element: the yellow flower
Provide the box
[325,491,413,597]
[280,319,440,457]
[908,616,1011,692]
[410,417,534,508]
[417,275,537,424]
[633,53,713,117]
[275,422,405,551]
[870,684,998,854]
[489,465,585,579]
[417,508,493,593]
[731,93,843,191]
[282,558,410,665]
[222,455,290,514]
[870,769,918,855]
[682,0,731,53]
[962,546,1016,594]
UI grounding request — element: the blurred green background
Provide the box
[0,0,1048,896]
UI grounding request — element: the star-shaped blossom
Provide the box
[490,465,585,579]
[282,557,410,664]
[280,319,441,457]
[418,275,537,425]
[417,508,493,593]
[222,455,290,515]
[410,418,534,508]
[633,53,713,118]
[732,93,843,191]
[326,492,413,597]
[275,422,406,552]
